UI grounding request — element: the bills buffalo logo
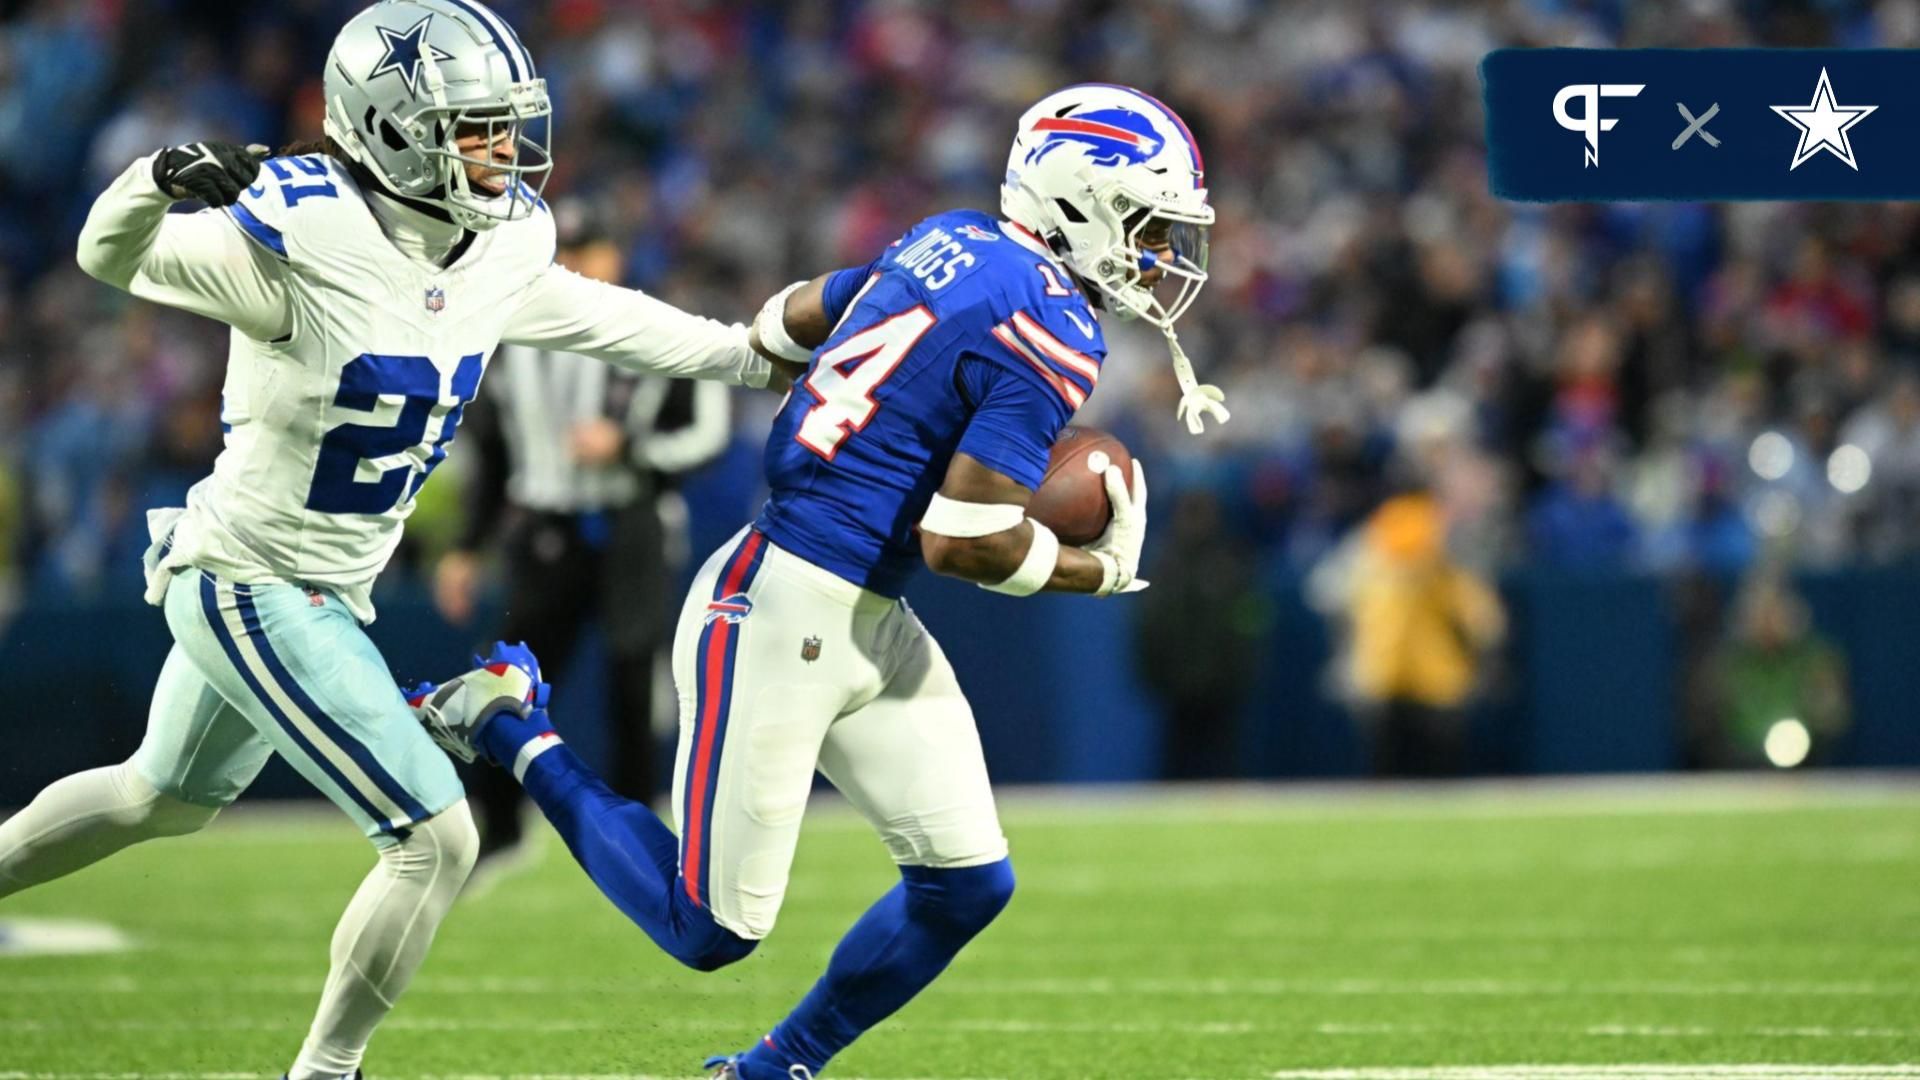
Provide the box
[956,224,1000,242]
[1025,108,1162,168]
[704,593,754,625]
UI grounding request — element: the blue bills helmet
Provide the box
[1002,84,1227,433]
[322,0,552,230]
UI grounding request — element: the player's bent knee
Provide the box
[386,801,480,884]
[902,857,1016,938]
[145,794,221,838]
[670,920,760,972]
[118,763,221,838]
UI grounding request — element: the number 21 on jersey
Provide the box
[796,306,936,459]
[306,352,482,514]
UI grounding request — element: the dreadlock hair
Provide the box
[278,136,349,160]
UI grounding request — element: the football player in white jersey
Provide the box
[0,2,774,1076]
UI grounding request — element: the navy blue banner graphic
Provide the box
[1483,49,1920,201]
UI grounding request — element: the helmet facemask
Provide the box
[424,80,553,230]
[1069,183,1212,333]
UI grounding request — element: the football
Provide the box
[1027,425,1135,546]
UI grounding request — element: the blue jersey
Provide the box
[753,209,1108,597]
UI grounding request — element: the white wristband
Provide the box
[753,281,814,364]
[981,519,1059,597]
[920,493,1026,538]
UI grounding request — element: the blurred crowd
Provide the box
[6,0,1920,616]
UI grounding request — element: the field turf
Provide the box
[1,777,1916,1079]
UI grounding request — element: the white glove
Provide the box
[1085,460,1149,596]
[1176,383,1229,435]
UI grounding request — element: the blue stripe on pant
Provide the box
[230,586,432,826]
[196,576,428,834]
[198,575,394,829]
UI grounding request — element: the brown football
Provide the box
[1027,426,1135,546]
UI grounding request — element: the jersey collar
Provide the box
[999,219,1058,262]
[1000,218,1099,310]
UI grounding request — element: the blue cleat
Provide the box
[410,641,549,765]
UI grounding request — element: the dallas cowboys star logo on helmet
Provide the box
[369,15,455,96]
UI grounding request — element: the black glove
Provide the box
[151,141,270,207]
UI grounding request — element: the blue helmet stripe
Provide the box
[493,4,536,77]
[441,0,523,82]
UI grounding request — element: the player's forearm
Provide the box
[921,524,1109,594]
[606,313,769,387]
[509,270,774,388]
[748,275,836,388]
[76,154,291,340]
[1043,546,1110,593]
[782,276,837,349]
[76,154,172,289]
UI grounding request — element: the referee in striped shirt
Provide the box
[434,205,731,876]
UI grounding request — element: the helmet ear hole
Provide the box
[378,120,409,153]
[363,106,378,137]
[1053,197,1088,224]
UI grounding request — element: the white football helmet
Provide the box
[1002,84,1225,433]
[322,0,552,230]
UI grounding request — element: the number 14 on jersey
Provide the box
[796,306,937,460]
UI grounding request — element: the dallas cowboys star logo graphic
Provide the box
[1771,67,1877,171]
[370,15,454,96]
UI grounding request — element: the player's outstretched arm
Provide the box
[76,146,290,341]
[919,453,1144,596]
[502,265,775,389]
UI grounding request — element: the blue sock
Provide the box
[486,711,756,972]
[740,860,1016,1077]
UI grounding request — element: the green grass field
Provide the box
[2,778,1917,1079]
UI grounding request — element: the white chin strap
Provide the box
[1165,328,1229,435]
[1081,255,1227,436]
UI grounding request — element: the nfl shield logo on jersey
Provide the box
[424,286,446,314]
[801,635,822,663]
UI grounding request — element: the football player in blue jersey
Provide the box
[419,83,1219,1078]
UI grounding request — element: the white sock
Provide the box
[288,800,478,1080]
[0,762,216,898]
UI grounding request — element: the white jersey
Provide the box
[78,152,769,623]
